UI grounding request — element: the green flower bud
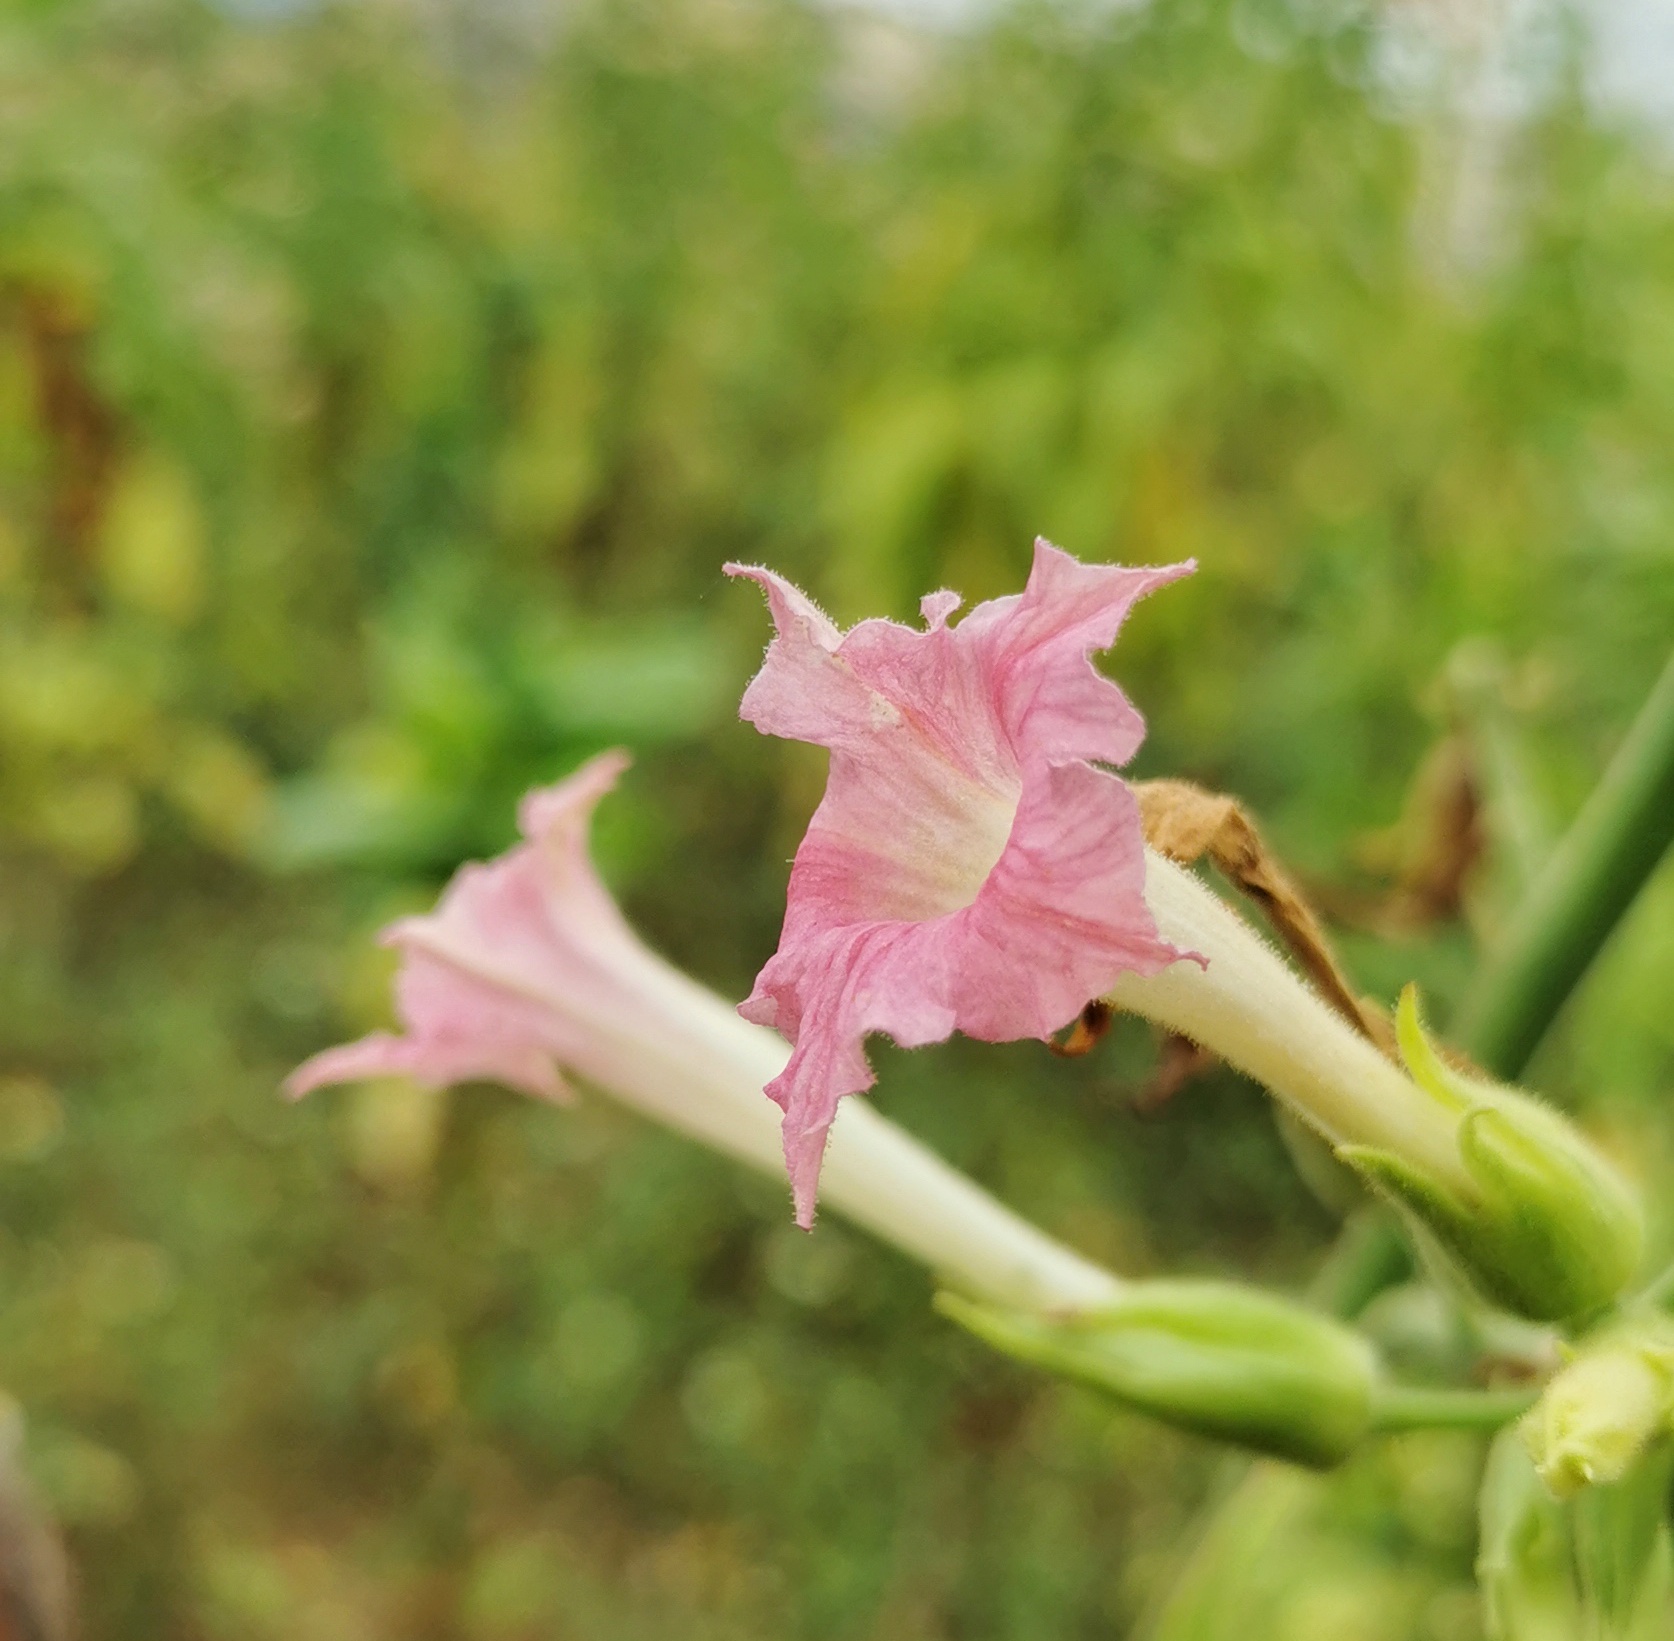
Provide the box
[1521,1320,1674,1500]
[1338,988,1642,1322]
[935,1280,1378,1468]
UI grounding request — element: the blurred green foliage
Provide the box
[0,0,1670,1635]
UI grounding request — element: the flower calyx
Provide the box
[1337,987,1643,1324]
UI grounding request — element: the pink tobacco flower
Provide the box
[727,539,1194,1225]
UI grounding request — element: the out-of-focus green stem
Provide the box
[1460,651,1674,1078]
[1136,1462,1319,1641]
[1370,1384,1536,1434]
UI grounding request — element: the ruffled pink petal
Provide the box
[759,918,957,1215]
[962,539,1193,766]
[285,1019,566,1103]
[723,566,882,750]
[519,747,632,851]
[732,541,1194,1224]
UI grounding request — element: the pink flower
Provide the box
[727,539,1194,1224]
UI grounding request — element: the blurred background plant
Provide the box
[0,0,1671,1634]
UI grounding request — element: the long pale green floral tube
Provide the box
[596,988,1128,1312]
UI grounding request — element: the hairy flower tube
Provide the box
[734,543,1643,1320]
[287,751,1122,1315]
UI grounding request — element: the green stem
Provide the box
[1370,1384,1537,1433]
[1460,650,1674,1079]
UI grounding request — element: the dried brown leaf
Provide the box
[1352,735,1486,932]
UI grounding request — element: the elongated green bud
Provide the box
[1338,988,1642,1322]
[1521,1319,1674,1500]
[936,1281,1378,1468]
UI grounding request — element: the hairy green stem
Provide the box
[1460,650,1674,1077]
[1120,856,1473,1193]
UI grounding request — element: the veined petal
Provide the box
[731,541,1193,1224]
[286,1001,566,1103]
[969,541,1193,766]
[725,565,883,749]
[920,589,962,629]
[951,761,1167,1039]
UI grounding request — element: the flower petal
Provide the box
[920,589,962,629]
[964,538,1194,767]
[723,565,883,749]
[950,760,1169,1039]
